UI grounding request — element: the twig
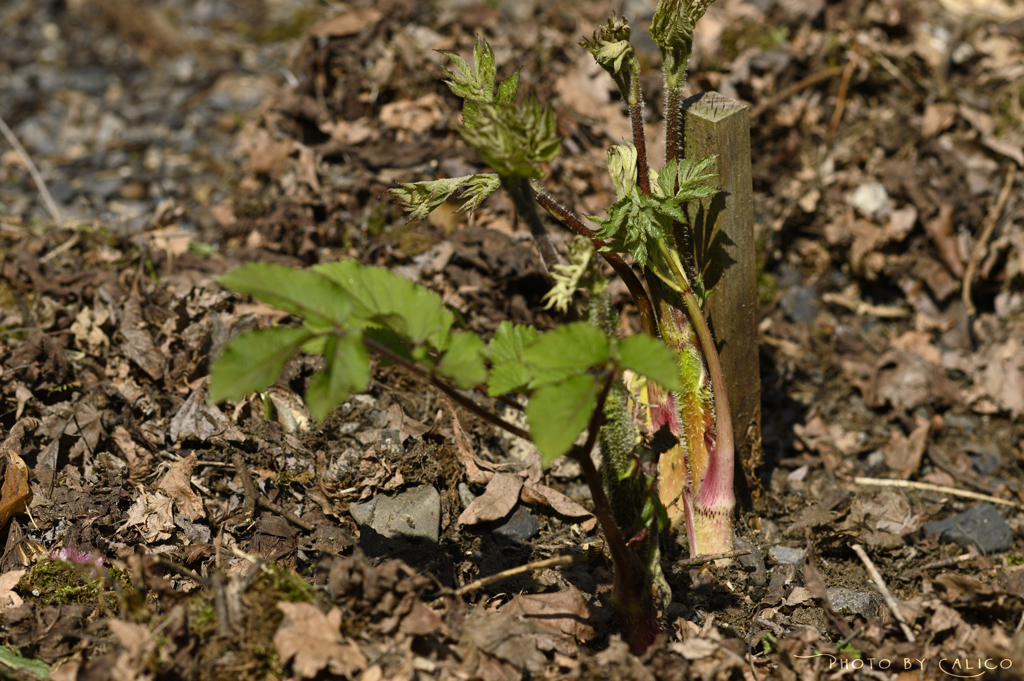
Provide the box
[231,451,258,520]
[749,66,844,120]
[256,494,314,532]
[0,112,62,226]
[851,544,915,643]
[826,54,860,146]
[454,553,591,596]
[853,476,1022,509]
[916,551,975,572]
[674,548,751,568]
[962,164,1017,317]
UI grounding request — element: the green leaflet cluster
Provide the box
[209,262,682,466]
[386,36,561,222]
[589,155,718,269]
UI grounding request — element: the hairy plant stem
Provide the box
[567,370,661,654]
[504,177,563,272]
[629,102,651,197]
[651,242,734,554]
[531,185,657,337]
[362,337,531,441]
[664,83,683,165]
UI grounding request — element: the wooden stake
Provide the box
[682,92,762,506]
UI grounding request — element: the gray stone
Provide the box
[735,537,767,586]
[780,286,820,323]
[768,563,797,591]
[826,588,883,619]
[494,506,539,544]
[458,482,475,509]
[922,503,1012,554]
[769,545,807,566]
[48,180,75,205]
[349,485,441,544]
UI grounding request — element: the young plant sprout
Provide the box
[209,0,735,654]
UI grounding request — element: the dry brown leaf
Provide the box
[0,569,25,610]
[448,400,492,485]
[380,94,442,134]
[0,420,35,529]
[120,297,165,381]
[247,138,292,175]
[457,472,522,526]
[924,204,965,279]
[521,483,593,520]
[120,491,175,542]
[157,453,204,521]
[318,118,375,145]
[274,602,367,679]
[921,102,957,137]
[882,417,930,479]
[504,586,595,654]
[968,337,1024,418]
[308,8,383,38]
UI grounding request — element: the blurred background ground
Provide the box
[1,0,1024,678]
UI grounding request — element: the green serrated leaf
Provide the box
[313,260,453,350]
[527,374,600,465]
[473,35,497,100]
[436,331,487,388]
[459,99,561,181]
[305,334,370,422]
[616,334,684,393]
[388,174,500,220]
[490,321,538,365]
[496,69,520,103]
[455,174,501,213]
[486,321,536,395]
[439,35,497,104]
[217,263,352,327]
[487,362,531,396]
[210,326,314,404]
[522,323,609,387]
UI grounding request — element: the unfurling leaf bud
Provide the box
[606,143,638,200]
[580,15,641,105]
[651,0,716,86]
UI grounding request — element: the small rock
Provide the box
[826,587,883,618]
[922,503,1012,554]
[458,482,475,509]
[768,563,797,591]
[769,545,807,566]
[348,485,441,544]
[493,506,539,544]
[48,180,75,205]
[735,537,767,586]
[967,445,1001,475]
[851,182,890,218]
[780,286,819,324]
